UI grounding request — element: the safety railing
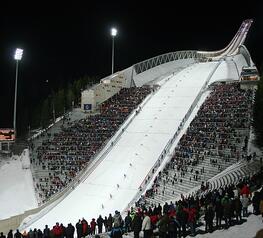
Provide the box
[133,51,199,74]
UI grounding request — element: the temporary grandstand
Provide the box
[0,19,261,237]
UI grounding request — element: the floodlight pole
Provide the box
[13,48,23,139]
[13,60,19,139]
[111,35,115,74]
[111,28,117,75]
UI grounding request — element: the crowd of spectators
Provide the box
[142,83,254,203]
[1,170,262,238]
[31,86,151,203]
[131,170,263,238]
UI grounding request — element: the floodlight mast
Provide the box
[13,48,23,139]
[111,28,117,74]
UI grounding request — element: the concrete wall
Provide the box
[81,73,125,112]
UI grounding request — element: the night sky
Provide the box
[0,2,262,129]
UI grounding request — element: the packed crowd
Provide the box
[131,170,263,238]
[1,170,262,238]
[32,86,151,202]
[142,83,253,203]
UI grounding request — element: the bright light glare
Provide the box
[14,48,23,60]
[111,28,117,37]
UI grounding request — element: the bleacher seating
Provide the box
[31,87,152,203]
[142,82,254,206]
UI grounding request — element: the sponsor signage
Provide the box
[0,129,15,141]
[84,104,92,111]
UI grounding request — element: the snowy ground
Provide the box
[0,149,37,219]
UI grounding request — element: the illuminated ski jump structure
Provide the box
[0,19,257,234]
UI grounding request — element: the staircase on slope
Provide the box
[143,83,254,206]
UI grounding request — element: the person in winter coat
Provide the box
[221,194,231,229]
[141,211,152,238]
[215,197,223,229]
[233,186,240,198]
[187,206,197,236]
[97,215,104,234]
[60,224,66,238]
[132,212,142,238]
[53,223,62,238]
[124,211,132,233]
[233,196,242,222]
[81,218,88,237]
[33,229,37,238]
[157,204,162,215]
[163,202,169,215]
[7,230,13,238]
[0,232,6,238]
[252,191,261,215]
[113,211,123,228]
[168,215,179,238]
[110,227,122,238]
[103,216,108,232]
[204,204,214,233]
[241,194,250,217]
[130,208,136,220]
[14,230,21,238]
[150,214,159,231]
[65,223,75,238]
[107,214,113,231]
[37,229,43,238]
[27,230,33,238]
[90,218,97,235]
[43,225,51,238]
[240,184,251,197]
[75,220,82,238]
[176,205,188,238]
[157,213,169,238]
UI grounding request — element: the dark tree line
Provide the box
[17,75,98,137]
[253,63,263,148]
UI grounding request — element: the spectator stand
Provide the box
[19,87,154,231]
[134,82,254,209]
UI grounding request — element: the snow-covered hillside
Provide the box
[0,149,38,219]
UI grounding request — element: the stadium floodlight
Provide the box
[111,28,117,37]
[14,48,23,60]
[111,27,117,74]
[13,48,23,138]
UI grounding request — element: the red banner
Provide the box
[0,129,15,141]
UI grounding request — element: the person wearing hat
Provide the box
[132,211,142,238]
[110,211,123,238]
[113,211,123,228]
[90,218,97,235]
[221,193,231,229]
